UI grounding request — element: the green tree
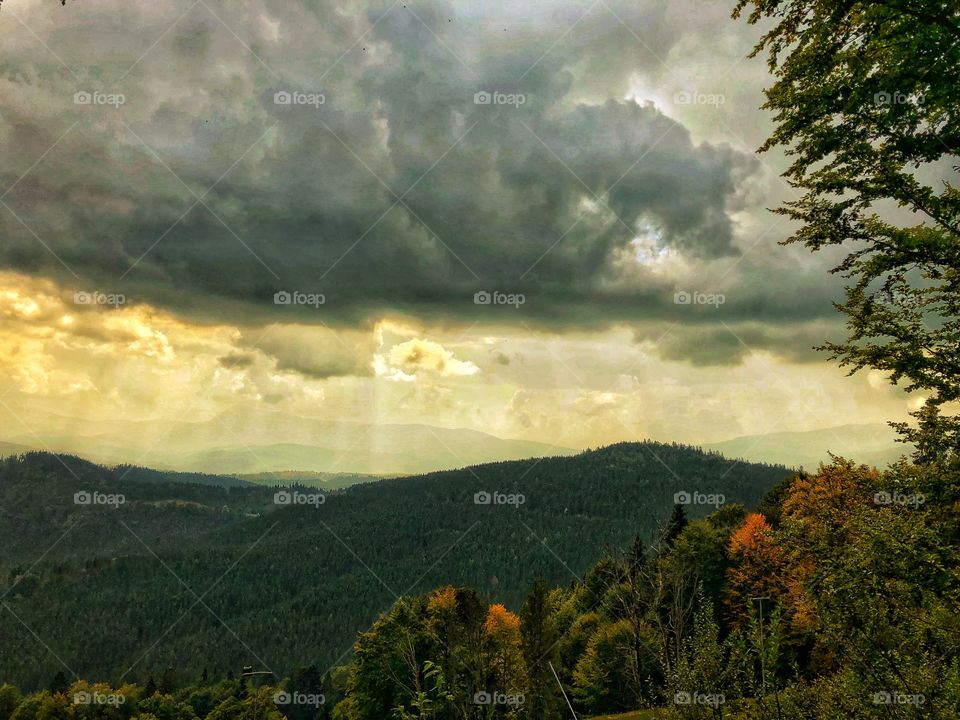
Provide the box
[47,675,68,697]
[0,685,22,720]
[572,619,637,714]
[158,669,176,697]
[520,578,558,720]
[734,0,960,460]
[662,504,688,548]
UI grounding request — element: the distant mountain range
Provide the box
[0,420,907,476]
[0,409,571,475]
[701,422,911,470]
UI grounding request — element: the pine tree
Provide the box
[48,672,68,695]
[662,504,688,547]
[520,578,559,720]
[159,666,177,695]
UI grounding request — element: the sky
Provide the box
[0,0,923,466]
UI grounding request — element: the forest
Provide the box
[0,443,788,690]
[2,454,957,718]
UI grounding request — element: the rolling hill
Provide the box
[0,444,790,689]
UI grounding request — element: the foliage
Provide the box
[733,0,960,459]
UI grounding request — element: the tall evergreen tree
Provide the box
[662,504,688,548]
[48,672,68,695]
[520,578,559,720]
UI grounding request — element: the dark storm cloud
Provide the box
[0,0,844,366]
[0,2,749,305]
[635,320,847,367]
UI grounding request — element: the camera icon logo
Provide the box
[673,491,691,505]
[74,91,92,105]
[873,691,892,704]
[674,691,692,705]
[473,691,492,705]
[274,91,292,105]
[274,491,292,505]
[673,291,691,305]
[474,491,492,505]
[673,91,692,105]
[873,491,892,505]
[474,291,492,305]
[74,291,92,305]
[73,692,92,705]
[273,692,292,705]
[274,291,292,305]
[874,92,892,105]
[74,491,92,505]
[474,91,492,105]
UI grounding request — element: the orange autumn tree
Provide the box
[483,604,524,692]
[725,512,787,626]
[778,460,879,646]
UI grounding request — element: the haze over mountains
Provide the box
[0,409,570,475]
[1,413,907,477]
[702,422,909,470]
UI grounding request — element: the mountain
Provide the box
[2,410,572,475]
[0,440,34,457]
[702,422,910,470]
[0,443,789,689]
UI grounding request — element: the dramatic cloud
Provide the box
[0,0,769,330]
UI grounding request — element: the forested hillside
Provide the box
[3,455,955,719]
[0,444,788,690]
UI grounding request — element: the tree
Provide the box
[734,0,960,460]
[520,578,558,720]
[668,598,729,720]
[724,514,786,627]
[662,504,688,548]
[483,603,523,693]
[47,673,68,696]
[572,620,638,714]
[0,685,21,720]
[159,667,177,696]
